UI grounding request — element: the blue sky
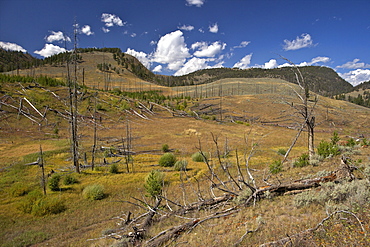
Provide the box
[1,0,370,86]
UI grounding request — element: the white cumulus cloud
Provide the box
[153,65,163,73]
[152,30,191,71]
[283,33,315,51]
[81,25,94,36]
[310,56,330,64]
[101,13,125,27]
[125,48,151,69]
[209,23,219,33]
[178,24,194,31]
[34,44,66,57]
[174,57,209,76]
[186,0,205,7]
[0,41,27,52]
[263,59,279,69]
[192,41,226,57]
[336,59,370,69]
[46,31,71,43]
[339,69,370,86]
[233,53,253,69]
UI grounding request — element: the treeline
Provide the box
[336,91,370,108]
[152,66,354,96]
[0,74,65,87]
[43,52,82,66]
[0,48,42,72]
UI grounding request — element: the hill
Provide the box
[159,66,354,96]
[2,48,354,97]
[0,72,369,246]
[335,80,370,108]
[0,48,42,72]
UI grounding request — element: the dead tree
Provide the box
[66,24,80,173]
[91,92,98,171]
[280,56,318,162]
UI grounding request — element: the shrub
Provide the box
[109,163,119,174]
[48,174,61,191]
[277,148,287,156]
[269,160,283,174]
[18,190,66,216]
[317,140,340,158]
[293,153,310,168]
[31,197,66,216]
[145,170,164,198]
[192,151,209,162]
[162,144,170,153]
[10,183,31,197]
[331,131,340,145]
[18,190,43,214]
[294,180,370,210]
[174,159,188,171]
[346,138,356,147]
[82,184,105,200]
[63,174,78,185]
[158,153,177,167]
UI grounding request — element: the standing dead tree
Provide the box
[66,24,80,173]
[280,56,318,162]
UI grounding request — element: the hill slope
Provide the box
[1,49,354,97]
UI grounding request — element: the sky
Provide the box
[1,0,370,86]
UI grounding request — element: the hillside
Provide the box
[0,48,41,72]
[0,72,369,246]
[336,80,370,108]
[168,66,354,96]
[2,49,354,97]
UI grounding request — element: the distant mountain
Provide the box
[0,48,41,72]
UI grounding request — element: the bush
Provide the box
[331,131,340,145]
[293,153,310,168]
[294,180,370,210]
[18,190,66,216]
[192,151,209,162]
[269,160,283,174]
[31,197,66,216]
[346,138,356,147]
[10,183,31,197]
[317,140,340,158]
[162,144,170,153]
[277,148,287,156]
[82,184,105,200]
[174,159,188,171]
[158,153,177,167]
[145,170,164,198]
[63,174,78,185]
[109,163,119,174]
[48,174,61,191]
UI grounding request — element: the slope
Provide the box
[0,73,369,246]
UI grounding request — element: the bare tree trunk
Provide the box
[40,145,46,195]
[308,116,315,160]
[91,94,97,171]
